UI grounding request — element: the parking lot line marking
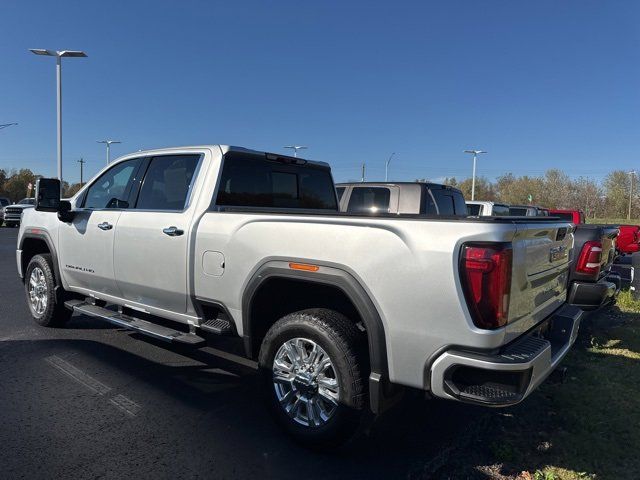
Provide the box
[109,394,141,417]
[45,355,112,396]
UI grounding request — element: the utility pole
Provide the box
[463,150,487,201]
[361,163,366,182]
[629,171,636,220]
[385,152,395,182]
[77,157,85,185]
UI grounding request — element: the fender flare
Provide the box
[19,231,62,290]
[242,262,388,379]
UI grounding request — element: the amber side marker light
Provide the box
[289,262,320,272]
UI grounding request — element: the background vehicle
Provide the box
[549,209,586,224]
[466,200,510,216]
[567,225,620,310]
[336,181,467,215]
[508,205,549,216]
[18,146,580,446]
[550,209,636,289]
[0,197,10,226]
[4,198,35,227]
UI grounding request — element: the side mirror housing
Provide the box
[57,200,74,222]
[35,178,61,212]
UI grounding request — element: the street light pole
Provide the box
[97,140,122,164]
[0,123,18,131]
[629,171,636,220]
[385,152,395,182]
[29,49,87,183]
[283,145,308,158]
[56,55,62,181]
[77,157,85,185]
[463,150,487,201]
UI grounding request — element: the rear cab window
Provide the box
[346,187,391,214]
[466,204,482,216]
[492,204,510,216]
[215,152,337,210]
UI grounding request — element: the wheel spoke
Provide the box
[272,337,341,428]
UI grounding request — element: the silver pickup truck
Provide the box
[17,145,581,447]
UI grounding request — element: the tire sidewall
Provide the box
[259,313,364,445]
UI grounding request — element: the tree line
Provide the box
[429,169,638,219]
[0,169,83,203]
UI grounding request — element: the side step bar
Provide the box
[65,300,206,347]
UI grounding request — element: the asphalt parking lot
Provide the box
[0,227,483,480]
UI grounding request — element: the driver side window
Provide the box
[83,158,142,209]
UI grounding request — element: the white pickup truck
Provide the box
[17,145,581,447]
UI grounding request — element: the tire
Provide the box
[258,308,368,448]
[24,254,72,327]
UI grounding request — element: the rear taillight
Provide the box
[576,240,602,276]
[460,243,512,330]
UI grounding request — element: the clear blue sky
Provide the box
[1,0,639,184]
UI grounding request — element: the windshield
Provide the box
[18,198,35,205]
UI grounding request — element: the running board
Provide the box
[65,300,205,347]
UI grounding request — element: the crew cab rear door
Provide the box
[112,154,203,315]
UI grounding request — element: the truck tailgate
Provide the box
[509,222,573,329]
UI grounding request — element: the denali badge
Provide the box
[549,245,568,262]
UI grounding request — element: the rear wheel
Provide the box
[258,308,368,448]
[25,254,71,327]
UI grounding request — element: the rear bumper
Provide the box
[429,304,582,407]
[610,263,634,290]
[567,278,618,311]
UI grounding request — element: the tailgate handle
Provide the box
[556,227,567,241]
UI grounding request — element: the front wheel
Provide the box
[25,254,72,327]
[258,309,368,448]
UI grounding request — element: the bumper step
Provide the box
[65,300,205,347]
[459,384,520,403]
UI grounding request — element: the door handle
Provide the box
[162,226,184,236]
[97,222,113,231]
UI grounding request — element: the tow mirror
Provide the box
[35,178,61,212]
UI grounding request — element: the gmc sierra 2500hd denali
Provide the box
[18,145,582,446]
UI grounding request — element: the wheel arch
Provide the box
[241,261,389,384]
[20,232,61,289]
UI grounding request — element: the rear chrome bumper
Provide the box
[429,304,582,407]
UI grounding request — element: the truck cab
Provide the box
[466,200,510,217]
[335,182,467,216]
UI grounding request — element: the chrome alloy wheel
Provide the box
[272,337,340,427]
[28,267,48,315]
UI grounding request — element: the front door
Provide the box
[57,157,144,298]
[113,154,201,314]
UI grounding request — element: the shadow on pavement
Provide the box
[0,336,482,479]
